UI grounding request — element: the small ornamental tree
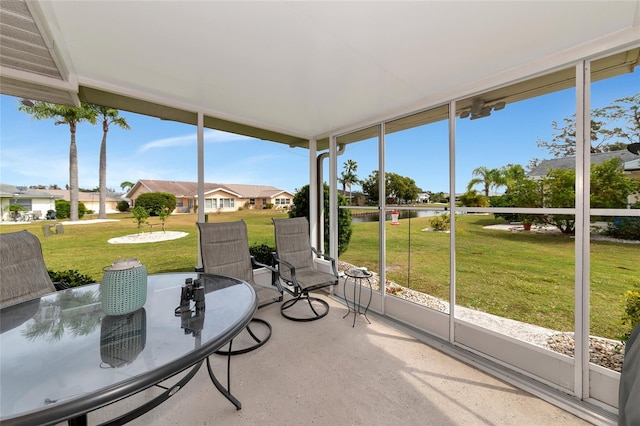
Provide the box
[131,206,149,234]
[5,204,27,218]
[158,206,171,232]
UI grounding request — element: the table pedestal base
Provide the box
[342,270,373,327]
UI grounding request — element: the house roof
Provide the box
[0,184,63,199]
[130,180,292,199]
[1,1,638,150]
[44,189,123,203]
[527,150,640,177]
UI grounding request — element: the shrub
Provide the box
[490,194,518,222]
[48,269,95,288]
[430,213,451,231]
[458,190,489,207]
[135,192,177,216]
[605,217,640,241]
[621,290,640,344]
[249,243,276,266]
[264,203,274,209]
[289,183,353,255]
[116,200,130,212]
[54,200,87,219]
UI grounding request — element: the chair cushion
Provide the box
[287,267,337,292]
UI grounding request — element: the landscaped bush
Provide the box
[605,216,640,241]
[135,192,177,216]
[430,213,451,231]
[249,243,276,266]
[621,289,640,344]
[116,200,130,212]
[289,183,353,255]
[54,199,87,219]
[490,194,518,222]
[458,190,489,207]
[48,269,95,287]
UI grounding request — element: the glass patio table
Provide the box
[0,272,257,426]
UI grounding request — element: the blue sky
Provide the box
[0,67,637,195]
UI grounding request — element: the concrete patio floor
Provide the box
[89,294,597,426]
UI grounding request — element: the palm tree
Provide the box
[89,105,131,219]
[120,181,135,192]
[500,164,526,192]
[339,159,359,204]
[19,102,96,221]
[466,166,504,197]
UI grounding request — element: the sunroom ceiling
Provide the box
[1,1,639,149]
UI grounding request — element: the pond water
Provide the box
[351,209,448,223]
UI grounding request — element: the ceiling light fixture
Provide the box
[20,99,34,107]
[459,99,506,120]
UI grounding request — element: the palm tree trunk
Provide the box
[99,130,107,219]
[69,126,79,221]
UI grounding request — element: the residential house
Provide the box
[126,180,294,213]
[44,189,125,214]
[0,184,62,221]
[527,150,640,204]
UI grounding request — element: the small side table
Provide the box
[343,268,373,327]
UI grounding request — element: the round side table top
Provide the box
[345,268,372,279]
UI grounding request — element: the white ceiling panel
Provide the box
[2,1,639,145]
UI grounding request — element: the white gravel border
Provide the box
[108,231,188,244]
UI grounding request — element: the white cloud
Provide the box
[138,129,254,153]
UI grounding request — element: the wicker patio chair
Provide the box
[272,216,338,321]
[197,220,282,355]
[0,230,66,309]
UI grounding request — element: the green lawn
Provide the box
[2,210,637,340]
[340,214,639,340]
[0,210,289,280]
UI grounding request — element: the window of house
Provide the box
[249,198,255,205]
[220,198,234,208]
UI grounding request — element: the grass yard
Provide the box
[0,210,289,280]
[2,210,637,340]
[340,214,639,340]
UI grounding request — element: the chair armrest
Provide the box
[251,256,284,294]
[311,247,338,277]
[53,281,69,291]
[194,266,204,272]
[250,256,277,273]
[271,252,299,286]
[311,247,336,262]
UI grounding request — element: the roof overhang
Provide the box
[1,1,639,150]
